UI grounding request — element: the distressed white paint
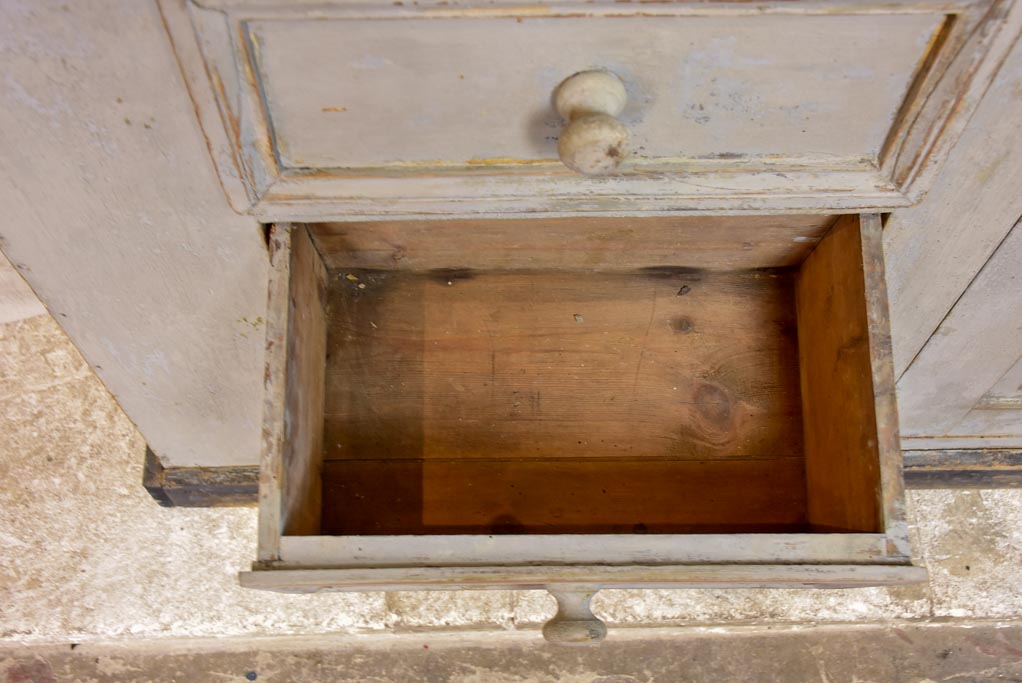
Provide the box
[0,0,268,467]
[886,30,1022,380]
[172,0,1018,219]
[0,0,1018,474]
[979,354,1022,406]
[897,220,1022,437]
[249,15,935,167]
[277,534,898,568]
[901,435,1022,450]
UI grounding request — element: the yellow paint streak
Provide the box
[423,4,553,16]
[322,106,348,113]
[236,26,278,173]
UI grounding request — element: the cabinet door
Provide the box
[898,217,1022,451]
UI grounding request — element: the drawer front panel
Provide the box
[173,0,1020,217]
[250,15,940,170]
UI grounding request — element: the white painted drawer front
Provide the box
[173,0,1020,217]
[251,15,938,170]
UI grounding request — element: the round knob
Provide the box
[542,588,607,646]
[554,71,629,176]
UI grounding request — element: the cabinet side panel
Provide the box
[280,226,328,536]
[796,215,884,533]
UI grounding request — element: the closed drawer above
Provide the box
[165,0,1022,219]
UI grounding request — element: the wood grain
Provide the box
[143,448,259,508]
[257,225,291,560]
[320,457,807,535]
[308,215,835,273]
[259,225,328,559]
[279,226,328,536]
[322,269,804,462]
[796,215,885,533]
[137,443,1022,512]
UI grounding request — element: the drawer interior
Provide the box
[276,215,888,537]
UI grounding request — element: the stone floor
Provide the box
[1,314,1022,679]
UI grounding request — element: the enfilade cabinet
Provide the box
[162,0,1021,643]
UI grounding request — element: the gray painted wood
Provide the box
[897,219,1022,437]
[239,564,928,593]
[0,0,268,468]
[0,251,45,324]
[885,32,1022,380]
[2,0,1019,478]
[276,533,897,568]
[172,0,1017,219]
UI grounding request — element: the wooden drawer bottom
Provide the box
[320,267,806,535]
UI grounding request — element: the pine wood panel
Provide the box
[308,215,835,273]
[320,457,807,535]
[260,225,328,559]
[796,215,887,533]
[322,269,804,462]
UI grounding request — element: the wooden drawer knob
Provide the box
[555,71,629,176]
[542,588,607,645]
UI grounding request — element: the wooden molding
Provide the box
[157,0,1022,219]
[902,449,1022,488]
[142,448,259,507]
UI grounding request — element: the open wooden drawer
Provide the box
[241,213,925,643]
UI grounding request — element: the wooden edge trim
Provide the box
[142,448,1022,507]
[277,533,895,567]
[239,564,928,594]
[858,213,911,555]
[256,224,294,561]
[204,0,975,17]
[903,449,1022,488]
[142,448,258,507]
[155,0,253,213]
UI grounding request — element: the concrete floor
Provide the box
[2,313,1022,679]
[4,623,1022,682]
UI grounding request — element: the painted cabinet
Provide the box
[152,0,1022,642]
